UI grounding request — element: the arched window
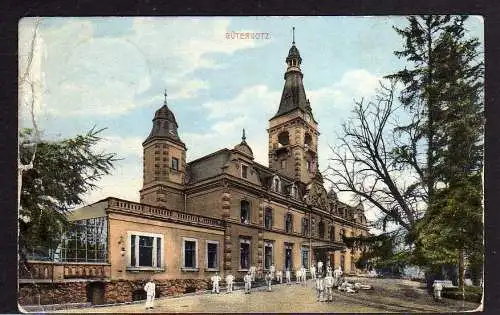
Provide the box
[240,200,250,224]
[304,133,312,147]
[264,208,273,229]
[319,221,325,239]
[278,131,289,146]
[285,213,293,233]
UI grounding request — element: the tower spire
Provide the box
[163,89,168,106]
[242,128,246,142]
[292,26,295,45]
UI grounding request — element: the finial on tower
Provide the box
[242,128,246,142]
[163,89,168,106]
[292,26,295,45]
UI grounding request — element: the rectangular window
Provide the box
[264,208,273,229]
[301,247,309,269]
[171,157,179,171]
[241,164,248,179]
[128,231,163,269]
[264,241,273,270]
[206,241,219,269]
[241,200,250,224]
[285,214,293,233]
[240,238,251,270]
[302,218,309,236]
[183,238,198,269]
[280,159,287,169]
[284,243,293,270]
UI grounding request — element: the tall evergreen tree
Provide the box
[388,15,484,286]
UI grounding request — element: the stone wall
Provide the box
[105,278,211,303]
[19,278,212,306]
[19,282,87,305]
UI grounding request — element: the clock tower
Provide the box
[140,91,187,210]
[268,29,319,184]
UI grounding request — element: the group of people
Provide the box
[142,262,347,309]
[314,265,344,302]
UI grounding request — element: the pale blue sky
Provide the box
[18,16,484,226]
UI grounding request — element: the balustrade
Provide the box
[109,198,223,228]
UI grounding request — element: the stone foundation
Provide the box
[19,282,88,305]
[19,278,212,306]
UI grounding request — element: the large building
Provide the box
[19,39,370,307]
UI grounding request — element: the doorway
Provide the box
[87,282,105,305]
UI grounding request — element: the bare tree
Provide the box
[18,17,43,218]
[325,81,426,232]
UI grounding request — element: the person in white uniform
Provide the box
[310,265,317,280]
[250,266,256,282]
[211,272,221,294]
[285,268,291,285]
[317,260,323,275]
[265,272,272,291]
[144,277,156,310]
[244,271,252,294]
[295,268,302,284]
[270,264,276,280]
[225,274,234,293]
[324,273,334,302]
[315,274,325,302]
[276,270,283,284]
[433,281,443,301]
[301,266,307,284]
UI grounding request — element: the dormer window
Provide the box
[272,176,281,193]
[290,184,297,199]
[241,164,248,179]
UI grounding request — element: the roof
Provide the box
[143,104,184,146]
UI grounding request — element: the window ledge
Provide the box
[204,268,220,272]
[238,269,250,272]
[181,267,199,272]
[126,267,165,273]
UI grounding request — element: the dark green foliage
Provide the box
[19,127,118,256]
[387,15,484,285]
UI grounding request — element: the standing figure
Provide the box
[144,277,156,310]
[326,265,333,277]
[211,272,221,294]
[265,272,272,291]
[270,264,276,280]
[295,268,300,284]
[285,268,291,285]
[301,266,307,284]
[244,271,252,294]
[225,274,234,293]
[324,273,334,302]
[315,274,325,302]
[333,266,343,287]
[433,281,443,301]
[317,260,323,275]
[250,265,256,282]
[276,270,283,284]
[310,265,317,280]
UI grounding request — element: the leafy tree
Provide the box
[19,127,117,260]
